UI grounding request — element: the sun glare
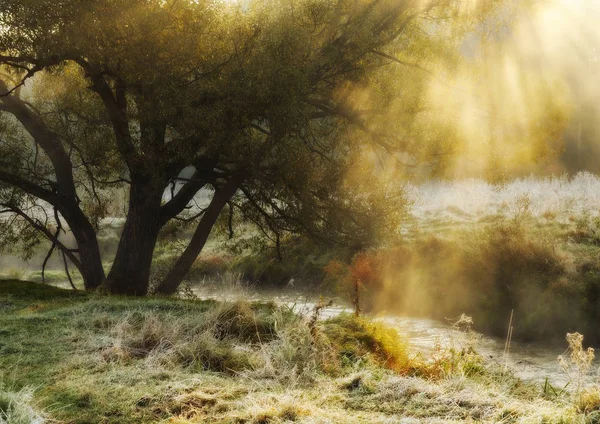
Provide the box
[422,0,599,178]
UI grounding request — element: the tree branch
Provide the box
[1,203,82,270]
[0,81,77,197]
[0,170,57,205]
[304,97,408,154]
[159,173,207,226]
[370,49,433,75]
[75,59,139,169]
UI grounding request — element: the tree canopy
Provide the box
[0,0,547,295]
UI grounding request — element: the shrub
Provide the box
[417,315,486,379]
[558,332,595,393]
[3,268,28,281]
[188,254,231,280]
[232,237,350,288]
[324,218,582,343]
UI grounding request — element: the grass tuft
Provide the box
[323,314,410,373]
[577,387,600,414]
[0,384,44,424]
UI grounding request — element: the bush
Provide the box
[187,254,231,280]
[232,237,350,288]
[3,268,28,282]
[326,219,589,343]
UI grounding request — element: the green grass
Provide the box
[26,269,80,286]
[0,280,593,423]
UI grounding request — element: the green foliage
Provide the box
[0,0,516,293]
[231,237,350,288]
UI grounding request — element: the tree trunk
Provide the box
[104,182,164,296]
[155,177,242,295]
[60,201,106,290]
[72,228,105,290]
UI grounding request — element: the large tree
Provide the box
[0,0,502,295]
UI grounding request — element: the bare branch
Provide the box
[0,170,57,205]
[41,206,63,284]
[0,81,77,197]
[61,249,77,291]
[0,203,82,270]
[370,49,433,75]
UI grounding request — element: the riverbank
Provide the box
[4,174,600,346]
[1,280,596,423]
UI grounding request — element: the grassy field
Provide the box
[1,280,598,423]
